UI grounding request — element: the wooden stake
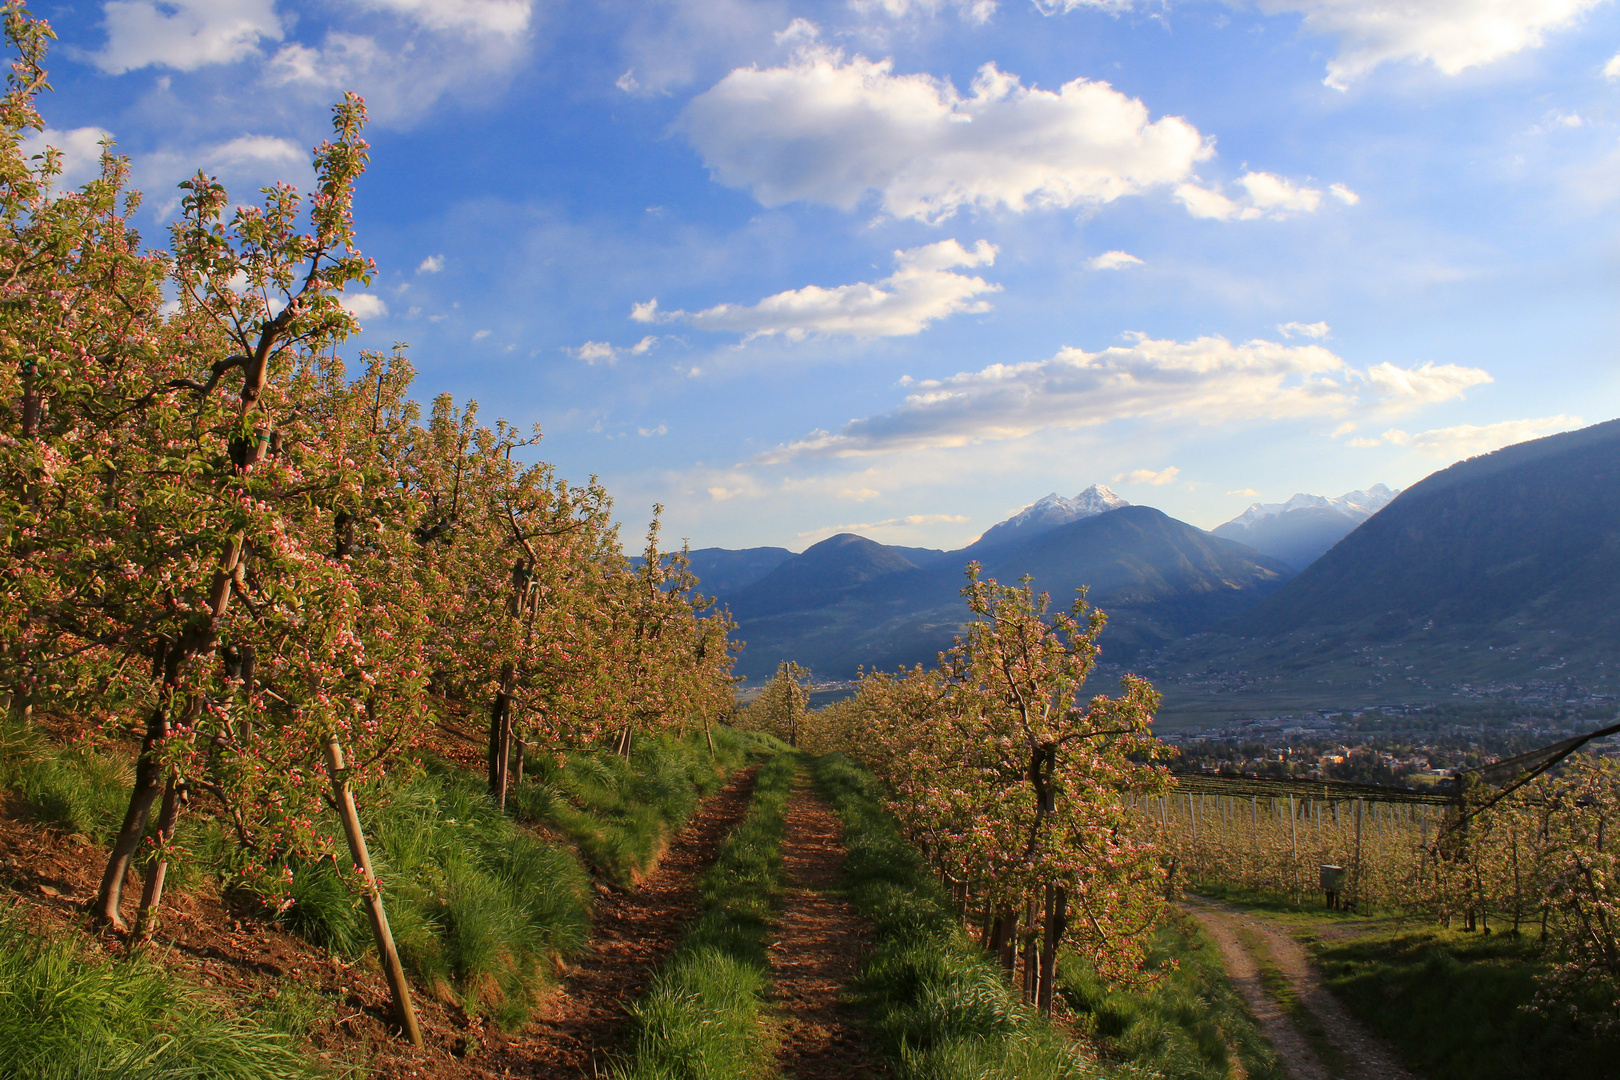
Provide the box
[322,735,423,1048]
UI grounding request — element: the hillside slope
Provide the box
[727,507,1292,681]
[1165,419,1620,705]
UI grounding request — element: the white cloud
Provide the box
[1278,320,1331,339]
[1257,0,1608,89]
[266,33,387,90]
[757,334,1492,460]
[21,127,113,188]
[1113,466,1180,486]
[573,341,617,365]
[1606,53,1620,79]
[340,292,388,319]
[850,0,998,24]
[631,299,665,324]
[472,329,492,340]
[1089,250,1143,270]
[94,0,281,74]
[1177,171,1335,221]
[1227,488,1261,497]
[1363,361,1492,403]
[638,423,669,437]
[359,0,533,37]
[1379,415,1584,458]
[797,513,969,540]
[680,44,1213,222]
[205,134,304,170]
[417,254,444,274]
[571,337,659,365]
[667,239,1000,341]
[1034,0,1601,88]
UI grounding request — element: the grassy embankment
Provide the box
[611,746,797,1080]
[812,753,1097,1080]
[0,717,760,1075]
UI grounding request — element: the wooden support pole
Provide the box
[322,735,423,1048]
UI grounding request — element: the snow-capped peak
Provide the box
[971,484,1131,547]
[1224,485,1396,531]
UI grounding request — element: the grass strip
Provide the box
[0,910,329,1080]
[610,750,798,1080]
[1309,924,1620,1080]
[812,753,1100,1080]
[1058,916,1285,1080]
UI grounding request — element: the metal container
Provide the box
[1319,864,1346,891]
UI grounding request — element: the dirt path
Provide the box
[768,779,882,1080]
[1182,898,1419,1080]
[487,766,761,1077]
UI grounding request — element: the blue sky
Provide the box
[28,0,1620,551]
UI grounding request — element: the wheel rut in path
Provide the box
[491,765,760,1077]
[768,778,882,1080]
[1182,897,1419,1080]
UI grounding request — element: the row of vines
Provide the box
[0,0,734,980]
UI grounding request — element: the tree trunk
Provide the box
[322,735,423,1047]
[704,718,715,760]
[1038,884,1067,1017]
[1021,896,1039,1004]
[133,771,183,939]
[487,662,515,808]
[93,694,173,930]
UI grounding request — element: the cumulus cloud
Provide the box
[1227,488,1261,497]
[654,239,1000,342]
[638,423,669,437]
[1258,0,1606,89]
[1607,53,1620,79]
[339,292,388,319]
[797,513,969,540]
[1033,0,1599,88]
[570,337,659,365]
[680,42,1214,222]
[1089,250,1143,270]
[1177,171,1339,221]
[1113,466,1181,486]
[21,127,113,188]
[359,0,533,36]
[756,334,1492,461]
[1376,415,1584,458]
[94,0,281,74]
[1278,320,1330,339]
[417,254,444,274]
[1363,361,1492,403]
[851,0,998,23]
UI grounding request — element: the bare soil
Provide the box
[767,780,883,1080]
[1183,897,1420,1080]
[0,761,761,1080]
[485,764,760,1077]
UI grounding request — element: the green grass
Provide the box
[610,751,797,1080]
[510,726,757,885]
[812,753,1101,1080]
[1058,916,1285,1080]
[0,911,325,1080]
[281,758,595,1028]
[0,720,133,843]
[1309,924,1620,1080]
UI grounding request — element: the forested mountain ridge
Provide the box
[721,506,1293,681]
[1166,419,1620,695]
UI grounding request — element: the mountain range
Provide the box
[715,498,1294,682]
[1211,486,1397,569]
